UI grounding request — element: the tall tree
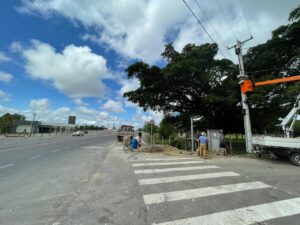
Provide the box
[0,113,25,133]
[244,5,300,132]
[125,43,243,133]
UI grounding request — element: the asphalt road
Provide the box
[0,131,125,225]
[1,134,300,225]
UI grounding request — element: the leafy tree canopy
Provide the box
[124,6,300,134]
[0,113,25,133]
[125,43,242,133]
[244,5,300,131]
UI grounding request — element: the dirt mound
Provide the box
[138,145,164,153]
[161,144,184,156]
[137,144,185,155]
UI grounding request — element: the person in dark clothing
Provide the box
[219,131,227,156]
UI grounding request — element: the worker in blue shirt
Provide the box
[198,132,208,159]
[130,136,138,151]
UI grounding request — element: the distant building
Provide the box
[68,116,76,125]
[13,120,75,134]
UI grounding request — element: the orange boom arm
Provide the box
[240,75,300,93]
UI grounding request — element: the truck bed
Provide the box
[252,135,300,149]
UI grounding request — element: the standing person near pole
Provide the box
[197,133,202,156]
[138,130,143,144]
[219,131,227,156]
[199,132,208,159]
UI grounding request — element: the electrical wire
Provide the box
[215,0,238,40]
[248,68,286,75]
[182,0,228,59]
[192,0,234,60]
[239,0,252,36]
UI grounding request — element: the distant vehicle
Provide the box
[84,130,88,134]
[117,125,134,142]
[72,131,84,136]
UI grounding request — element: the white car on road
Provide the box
[72,131,84,136]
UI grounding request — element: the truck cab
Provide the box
[117,125,134,142]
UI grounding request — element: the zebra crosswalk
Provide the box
[130,156,300,225]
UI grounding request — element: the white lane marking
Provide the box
[52,149,60,153]
[0,163,14,169]
[153,197,300,225]
[0,136,105,153]
[133,158,194,161]
[139,172,240,185]
[134,165,219,174]
[84,146,104,149]
[29,155,41,159]
[0,142,53,152]
[132,161,203,167]
[144,181,271,205]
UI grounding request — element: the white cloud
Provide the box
[73,98,88,107]
[0,99,120,126]
[18,0,187,63]
[0,71,13,83]
[101,99,125,113]
[29,98,50,110]
[0,90,10,102]
[118,78,140,96]
[0,52,10,62]
[20,40,109,98]
[10,42,23,52]
[18,0,299,63]
[134,108,163,127]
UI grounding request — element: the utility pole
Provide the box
[228,36,254,153]
[30,112,36,137]
[190,117,194,152]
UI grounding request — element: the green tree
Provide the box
[125,43,242,133]
[244,5,300,132]
[143,123,159,134]
[159,119,177,138]
[0,113,25,134]
[124,6,300,134]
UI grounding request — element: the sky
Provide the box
[0,0,298,128]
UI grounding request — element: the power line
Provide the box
[248,67,286,75]
[215,0,238,40]
[194,0,232,58]
[192,0,234,60]
[239,0,252,36]
[182,0,227,59]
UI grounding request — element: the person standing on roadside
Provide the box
[197,133,202,156]
[138,130,143,144]
[199,132,208,159]
[219,131,227,156]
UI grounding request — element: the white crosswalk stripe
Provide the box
[152,197,300,225]
[132,157,300,225]
[132,157,194,161]
[143,181,271,205]
[132,161,203,167]
[134,165,219,174]
[138,172,240,185]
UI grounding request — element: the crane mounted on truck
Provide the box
[240,74,300,166]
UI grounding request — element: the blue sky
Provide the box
[0,0,298,128]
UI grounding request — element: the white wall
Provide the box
[16,125,32,133]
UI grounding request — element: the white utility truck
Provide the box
[252,95,300,166]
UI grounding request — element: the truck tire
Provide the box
[290,153,300,166]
